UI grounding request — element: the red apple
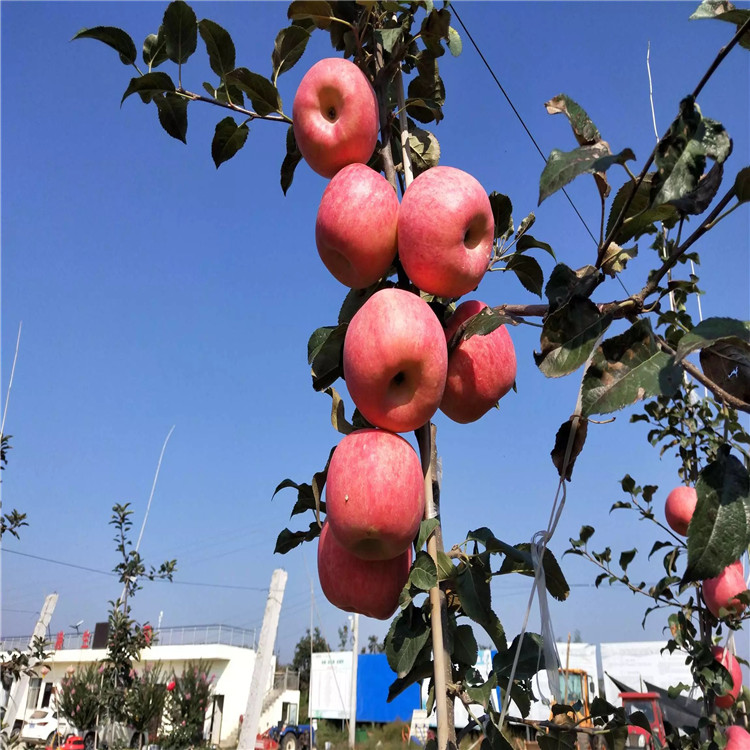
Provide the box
[439,300,516,423]
[703,560,748,619]
[712,646,743,709]
[317,520,411,620]
[343,288,448,433]
[315,164,399,289]
[292,58,379,178]
[726,726,750,750]
[325,428,424,560]
[397,166,494,298]
[664,485,697,536]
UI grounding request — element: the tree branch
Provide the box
[176,89,292,124]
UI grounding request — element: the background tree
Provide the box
[56,664,102,742]
[291,628,329,723]
[159,662,214,750]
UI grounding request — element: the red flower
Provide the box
[166,680,176,692]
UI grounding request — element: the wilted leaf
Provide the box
[163,0,198,65]
[198,18,236,80]
[272,25,311,81]
[447,26,462,56]
[700,341,750,404]
[408,127,440,174]
[121,71,176,105]
[539,143,611,205]
[690,1,750,50]
[581,320,683,417]
[601,243,637,277]
[545,94,601,146]
[550,416,588,481]
[226,68,282,116]
[154,92,188,143]
[489,192,513,241]
[669,160,725,215]
[683,449,750,582]
[72,26,137,65]
[534,297,612,378]
[324,386,354,436]
[211,117,248,167]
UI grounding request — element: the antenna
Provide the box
[70,620,84,635]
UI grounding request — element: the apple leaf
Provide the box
[72,26,137,65]
[281,125,302,195]
[683,449,750,583]
[198,18,236,81]
[386,659,433,703]
[544,263,599,313]
[455,552,507,652]
[690,1,750,50]
[516,233,555,258]
[417,518,440,551]
[436,551,454,582]
[226,68,282,117]
[154,93,188,143]
[307,324,346,390]
[272,25,312,82]
[497,542,570,602]
[452,624,478,668]
[700,341,750,405]
[489,192,513,241]
[272,478,326,518]
[143,27,168,69]
[600,242,637,278]
[408,551,438,591]
[580,319,683,417]
[121,72,176,105]
[211,117,249,168]
[465,674,497,711]
[287,1,335,30]
[539,143,611,205]
[505,254,544,297]
[407,127,440,175]
[675,317,750,361]
[385,602,432,677]
[163,0,198,65]
[274,522,321,554]
[458,307,512,345]
[550,416,588,481]
[544,94,601,145]
[735,167,750,203]
[493,633,545,680]
[534,297,612,378]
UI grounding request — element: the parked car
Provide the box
[19,708,75,746]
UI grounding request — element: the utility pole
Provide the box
[237,569,288,750]
[348,614,359,750]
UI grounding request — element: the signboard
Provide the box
[309,652,352,720]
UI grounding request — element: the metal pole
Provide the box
[348,615,359,750]
[309,578,315,746]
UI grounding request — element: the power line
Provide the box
[451,6,599,247]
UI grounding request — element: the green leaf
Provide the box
[450,624,477,667]
[143,27,168,69]
[619,548,637,572]
[211,117,249,168]
[675,317,750,361]
[408,552,438,591]
[375,27,403,55]
[735,167,750,203]
[493,633,545,680]
[386,659,433,703]
[534,297,612,378]
[544,94,601,146]
[121,72,176,105]
[505,254,544,297]
[539,144,611,204]
[690,1,750,50]
[198,18,236,81]
[580,319,683,417]
[459,307,511,343]
[544,263,599,312]
[447,26,462,56]
[606,174,680,244]
[274,522,321,554]
[385,603,431,677]
[684,450,750,582]
[272,24,312,81]
[281,124,302,195]
[455,554,507,652]
[668,160,725,215]
[436,551,455,582]
[163,0,198,65]
[71,26,137,65]
[591,148,637,173]
[516,234,555,258]
[417,518,439,551]
[226,68,282,117]
[287,1,335,29]
[154,92,188,143]
[308,323,347,391]
[408,127,441,175]
[407,58,445,124]
[550,416,588,481]
[489,192,513,241]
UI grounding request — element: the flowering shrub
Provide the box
[159,661,214,749]
[56,663,101,734]
[124,663,166,749]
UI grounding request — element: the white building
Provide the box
[2,625,300,748]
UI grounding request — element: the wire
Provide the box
[451,6,599,247]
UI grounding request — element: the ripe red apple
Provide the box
[325,428,424,560]
[315,164,399,289]
[726,726,750,750]
[439,300,516,424]
[703,559,748,619]
[397,166,494,298]
[664,485,697,535]
[292,58,379,178]
[343,288,448,433]
[712,646,743,709]
[317,520,411,620]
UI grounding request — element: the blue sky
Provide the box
[2,1,749,667]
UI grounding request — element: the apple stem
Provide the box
[373,40,398,192]
[395,68,414,188]
[417,422,456,750]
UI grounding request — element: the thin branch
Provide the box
[646,41,659,142]
[1,322,22,440]
[373,40,398,191]
[176,89,292,124]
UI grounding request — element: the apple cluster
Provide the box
[293,58,517,619]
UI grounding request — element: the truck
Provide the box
[619,692,667,750]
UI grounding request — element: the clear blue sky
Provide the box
[2,2,748,666]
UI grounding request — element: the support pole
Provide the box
[237,570,288,750]
[348,614,359,749]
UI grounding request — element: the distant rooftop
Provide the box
[1,624,257,652]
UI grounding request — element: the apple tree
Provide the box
[73,3,750,750]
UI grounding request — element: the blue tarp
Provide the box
[356,653,421,723]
